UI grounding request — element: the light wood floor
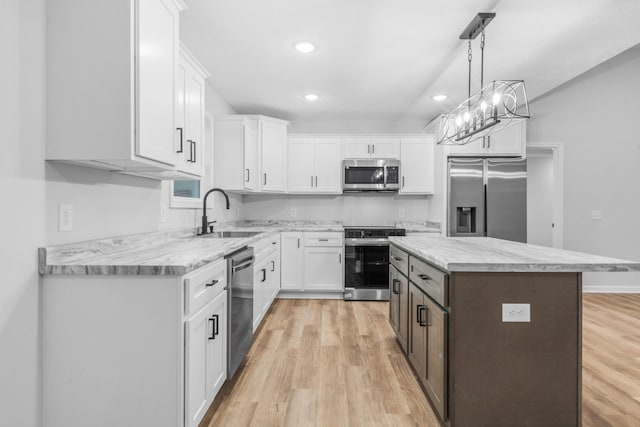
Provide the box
[202,295,640,427]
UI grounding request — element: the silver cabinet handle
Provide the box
[319,238,329,242]
[297,238,300,248]
[367,144,370,154]
[271,260,275,272]
[310,176,313,187]
[245,168,250,182]
[372,144,375,154]
[402,176,405,188]
[417,273,432,281]
[263,173,267,185]
[315,176,318,187]
[339,253,341,263]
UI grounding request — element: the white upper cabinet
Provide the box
[254,117,289,192]
[343,137,400,159]
[400,137,435,195]
[288,138,341,194]
[176,44,210,177]
[46,0,191,179]
[446,121,526,158]
[288,139,316,193]
[214,117,258,192]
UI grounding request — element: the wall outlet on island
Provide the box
[502,303,531,322]
[290,208,297,218]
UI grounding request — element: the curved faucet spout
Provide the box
[201,188,230,234]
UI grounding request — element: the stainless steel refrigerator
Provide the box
[448,158,527,243]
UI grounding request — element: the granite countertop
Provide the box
[39,220,343,276]
[395,221,441,233]
[389,235,640,273]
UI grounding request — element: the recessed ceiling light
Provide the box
[433,94,447,102]
[304,93,320,102]
[294,42,316,53]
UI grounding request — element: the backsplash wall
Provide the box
[242,194,432,226]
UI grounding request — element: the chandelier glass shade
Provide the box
[437,80,530,145]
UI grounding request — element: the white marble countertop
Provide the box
[395,220,441,233]
[388,236,640,273]
[39,220,343,275]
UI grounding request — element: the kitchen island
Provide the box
[388,235,640,427]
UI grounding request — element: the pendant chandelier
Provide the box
[436,13,530,145]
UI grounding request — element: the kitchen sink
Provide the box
[199,230,263,238]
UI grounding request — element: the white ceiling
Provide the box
[180,0,640,127]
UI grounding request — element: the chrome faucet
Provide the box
[200,188,230,235]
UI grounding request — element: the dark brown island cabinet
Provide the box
[389,244,582,427]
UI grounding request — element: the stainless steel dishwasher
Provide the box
[226,247,254,379]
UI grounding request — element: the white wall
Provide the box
[528,44,640,291]
[0,1,45,426]
[0,2,240,425]
[243,194,430,226]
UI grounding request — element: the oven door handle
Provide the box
[344,238,390,247]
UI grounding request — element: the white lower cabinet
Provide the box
[280,232,305,290]
[303,247,343,290]
[280,231,344,294]
[42,258,229,427]
[252,234,281,332]
[185,291,227,427]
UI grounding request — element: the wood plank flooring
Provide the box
[582,294,640,427]
[202,295,640,427]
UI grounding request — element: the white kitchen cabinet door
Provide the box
[369,138,400,159]
[486,120,526,157]
[288,139,316,193]
[185,301,212,427]
[136,0,179,166]
[342,139,371,158]
[400,137,434,194]
[183,68,205,176]
[175,61,187,170]
[260,120,288,192]
[314,139,342,193]
[303,247,344,291]
[205,291,227,409]
[243,124,258,191]
[280,232,304,290]
[267,248,281,302]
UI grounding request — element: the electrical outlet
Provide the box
[160,206,168,223]
[399,208,405,218]
[502,303,530,322]
[591,210,602,220]
[59,204,74,232]
[290,208,297,217]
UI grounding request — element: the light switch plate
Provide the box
[591,210,602,220]
[502,303,531,322]
[399,208,405,218]
[290,208,297,217]
[59,204,74,232]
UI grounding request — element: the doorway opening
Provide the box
[527,143,564,248]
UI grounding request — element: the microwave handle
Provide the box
[383,164,388,188]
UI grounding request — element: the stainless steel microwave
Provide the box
[342,159,401,192]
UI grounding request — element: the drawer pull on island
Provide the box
[418,273,432,281]
[392,279,400,294]
[205,279,219,287]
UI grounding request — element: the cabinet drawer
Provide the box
[390,245,409,276]
[184,258,227,316]
[252,234,280,260]
[304,232,343,247]
[409,256,448,307]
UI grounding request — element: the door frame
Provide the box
[526,142,564,248]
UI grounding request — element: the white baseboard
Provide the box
[583,285,640,293]
[277,290,344,300]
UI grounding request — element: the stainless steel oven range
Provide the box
[343,227,406,301]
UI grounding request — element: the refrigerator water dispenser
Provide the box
[456,207,476,233]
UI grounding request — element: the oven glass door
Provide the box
[345,244,389,289]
